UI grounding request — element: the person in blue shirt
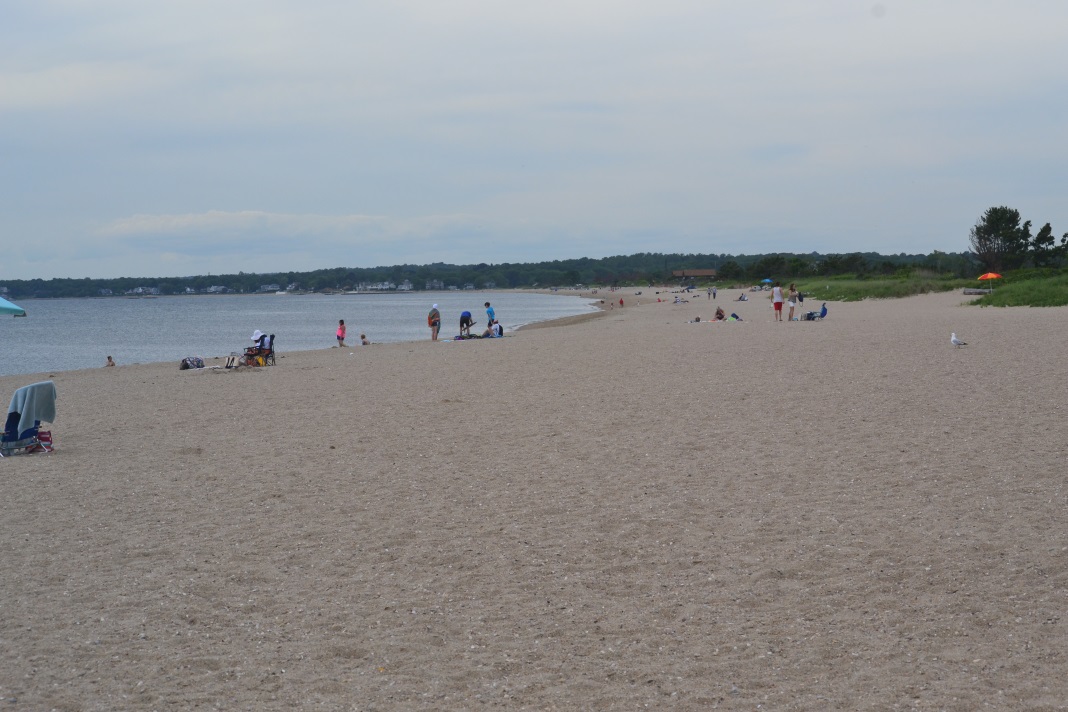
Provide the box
[484,301,495,325]
[459,310,473,336]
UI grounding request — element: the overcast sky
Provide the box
[3,1,1066,280]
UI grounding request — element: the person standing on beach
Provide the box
[336,319,347,347]
[428,304,441,341]
[771,282,784,321]
[460,310,473,337]
[712,286,717,300]
[484,302,495,326]
[787,284,798,322]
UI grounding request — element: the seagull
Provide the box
[951,332,967,348]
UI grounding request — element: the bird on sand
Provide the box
[951,333,967,348]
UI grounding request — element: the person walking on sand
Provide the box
[712,286,717,300]
[787,284,798,322]
[771,282,784,321]
[336,319,347,347]
[428,304,441,341]
[619,297,624,307]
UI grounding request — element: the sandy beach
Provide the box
[2,290,1066,710]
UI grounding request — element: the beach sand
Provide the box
[2,290,1066,710]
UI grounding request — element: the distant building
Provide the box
[398,280,413,291]
[483,281,496,289]
[98,288,113,296]
[259,284,281,292]
[206,285,228,294]
[671,269,718,280]
[426,279,444,290]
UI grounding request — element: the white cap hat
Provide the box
[432,304,438,309]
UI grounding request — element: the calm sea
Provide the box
[0,291,597,377]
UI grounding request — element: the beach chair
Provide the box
[1,381,57,457]
[802,303,828,321]
[243,334,276,366]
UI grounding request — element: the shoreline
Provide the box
[0,291,601,380]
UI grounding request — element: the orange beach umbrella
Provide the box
[977,272,1002,291]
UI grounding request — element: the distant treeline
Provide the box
[1,250,977,299]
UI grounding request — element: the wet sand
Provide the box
[2,290,1067,710]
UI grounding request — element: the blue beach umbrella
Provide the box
[0,296,26,317]
[760,278,773,283]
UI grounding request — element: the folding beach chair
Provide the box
[1,381,57,456]
[802,303,828,321]
[243,334,276,367]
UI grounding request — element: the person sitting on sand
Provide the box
[714,307,726,321]
[736,293,748,301]
[105,355,116,367]
[361,333,371,345]
[690,316,702,323]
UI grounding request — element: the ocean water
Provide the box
[0,291,596,377]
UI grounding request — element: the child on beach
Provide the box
[105,356,116,367]
[361,333,371,345]
[337,320,347,347]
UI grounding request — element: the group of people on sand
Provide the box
[429,301,502,341]
[335,320,371,348]
[690,306,739,323]
[769,282,803,321]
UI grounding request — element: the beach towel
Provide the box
[8,381,57,437]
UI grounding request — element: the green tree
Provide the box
[969,206,1031,272]
[1031,223,1058,267]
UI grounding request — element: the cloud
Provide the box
[4,1,1068,280]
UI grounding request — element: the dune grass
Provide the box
[793,274,971,302]
[786,270,1068,306]
[969,272,1068,307]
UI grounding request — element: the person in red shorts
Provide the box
[771,282,784,321]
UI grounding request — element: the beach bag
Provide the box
[26,430,53,454]
[180,356,205,370]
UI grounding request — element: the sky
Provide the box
[2,1,1067,280]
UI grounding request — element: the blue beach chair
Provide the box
[1,381,57,456]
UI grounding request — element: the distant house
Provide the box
[98,288,113,296]
[483,281,496,289]
[205,285,229,294]
[426,279,444,290]
[259,284,281,292]
[671,269,718,280]
[398,280,413,291]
